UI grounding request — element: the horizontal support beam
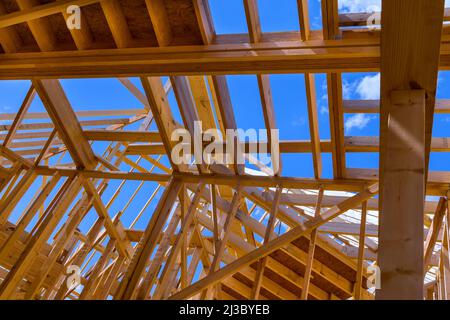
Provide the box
[0,119,132,132]
[0,39,380,79]
[3,37,450,79]
[0,109,145,121]
[28,166,450,195]
[125,137,450,155]
[345,136,450,152]
[271,190,439,213]
[0,44,380,80]
[344,99,450,113]
[338,9,450,27]
[84,130,161,143]
[346,168,450,196]
[125,140,333,155]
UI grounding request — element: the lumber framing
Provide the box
[0,0,449,301]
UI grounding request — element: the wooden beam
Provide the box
[339,9,450,27]
[321,0,345,180]
[256,75,281,175]
[344,99,450,114]
[117,78,151,109]
[210,76,244,175]
[2,86,35,147]
[84,130,161,143]
[145,0,172,47]
[0,0,100,28]
[125,136,450,155]
[242,0,280,174]
[26,164,450,197]
[354,201,368,300]
[243,0,261,43]
[168,183,378,299]
[100,0,132,48]
[305,73,322,178]
[81,177,131,259]
[195,210,331,300]
[153,183,205,299]
[135,211,181,299]
[0,176,81,299]
[251,186,282,300]
[321,0,339,40]
[62,7,93,51]
[15,0,56,52]
[192,0,215,44]
[79,239,116,299]
[300,188,324,300]
[440,212,450,299]
[209,188,243,272]
[298,0,311,41]
[0,109,145,121]
[170,75,207,173]
[0,173,61,264]
[377,0,444,301]
[0,39,384,79]
[327,73,346,178]
[378,90,427,300]
[0,2,22,53]
[424,197,447,270]
[188,76,217,130]
[32,79,97,170]
[198,187,243,299]
[140,77,184,172]
[0,169,37,225]
[115,178,182,299]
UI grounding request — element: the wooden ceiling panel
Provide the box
[2,0,38,51]
[120,0,157,45]
[164,0,203,45]
[80,3,115,48]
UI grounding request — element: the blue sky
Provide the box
[2,0,450,242]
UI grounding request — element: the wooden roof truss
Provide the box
[0,0,448,300]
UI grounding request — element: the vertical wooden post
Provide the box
[377,0,444,299]
[378,90,426,299]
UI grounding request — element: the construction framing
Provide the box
[0,0,449,300]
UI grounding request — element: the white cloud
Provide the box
[0,105,12,112]
[342,79,357,99]
[312,16,322,29]
[345,114,374,133]
[356,73,380,99]
[338,0,381,13]
[338,0,450,12]
[291,117,306,127]
[338,1,450,13]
